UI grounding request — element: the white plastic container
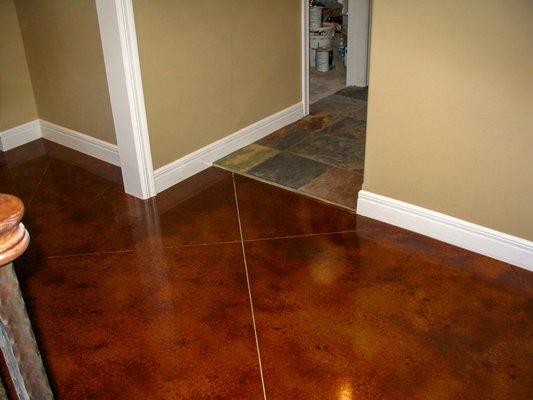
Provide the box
[310,48,317,67]
[316,47,333,72]
[309,6,323,30]
[309,25,335,49]
[309,25,335,66]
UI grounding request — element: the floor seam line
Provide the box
[232,172,268,400]
[43,248,138,260]
[243,229,360,243]
[161,240,242,250]
[38,240,244,260]
[27,159,51,208]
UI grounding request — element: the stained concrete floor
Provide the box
[215,86,367,210]
[2,138,532,399]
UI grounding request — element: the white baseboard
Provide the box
[154,102,304,193]
[0,120,42,151]
[40,120,120,166]
[357,190,533,271]
[0,119,120,167]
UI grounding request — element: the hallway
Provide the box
[1,139,531,399]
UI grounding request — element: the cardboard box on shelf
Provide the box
[323,8,343,20]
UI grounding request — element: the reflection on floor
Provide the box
[1,139,532,399]
[216,87,367,210]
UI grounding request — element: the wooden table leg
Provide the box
[0,379,7,400]
[0,195,53,399]
[0,263,53,400]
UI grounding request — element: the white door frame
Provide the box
[346,0,371,87]
[301,0,310,115]
[98,0,368,200]
[95,0,156,200]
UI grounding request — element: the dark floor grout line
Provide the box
[27,159,51,208]
[40,228,376,261]
[243,229,360,244]
[161,240,242,250]
[44,248,139,260]
[42,240,243,260]
[231,173,268,400]
[283,148,363,173]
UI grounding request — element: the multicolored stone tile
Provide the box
[336,85,368,101]
[300,168,363,209]
[257,113,341,151]
[215,88,368,209]
[301,111,343,132]
[310,94,365,117]
[352,104,368,121]
[289,133,365,170]
[256,124,309,150]
[325,117,366,140]
[248,152,330,189]
[215,143,278,173]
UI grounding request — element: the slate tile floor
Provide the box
[1,139,532,399]
[216,87,368,210]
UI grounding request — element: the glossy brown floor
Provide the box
[1,139,532,399]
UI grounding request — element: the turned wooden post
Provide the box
[0,194,53,400]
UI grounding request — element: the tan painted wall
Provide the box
[364,0,533,240]
[14,0,116,144]
[133,0,301,168]
[0,0,38,131]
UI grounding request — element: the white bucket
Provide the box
[309,25,334,50]
[309,25,334,67]
[309,6,323,30]
[310,48,317,67]
[316,47,333,72]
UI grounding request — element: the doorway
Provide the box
[308,1,347,104]
[214,0,371,211]
[304,0,370,110]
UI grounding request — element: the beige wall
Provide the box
[0,0,38,131]
[364,0,533,240]
[14,0,116,144]
[134,0,301,168]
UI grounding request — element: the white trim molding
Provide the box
[40,120,120,166]
[95,0,156,199]
[301,0,310,116]
[0,119,120,166]
[357,190,533,271]
[155,102,304,193]
[0,120,42,152]
[347,0,371,87]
